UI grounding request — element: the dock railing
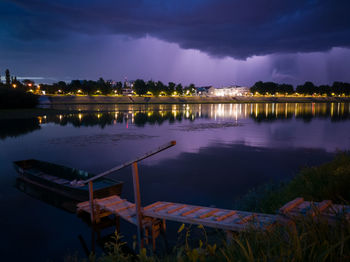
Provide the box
[83,140,176,249]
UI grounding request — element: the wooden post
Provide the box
[89,181,95,223]
[132,162,144,251]
[226,230,233,244]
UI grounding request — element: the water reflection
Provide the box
[45,102,350,125]
[0,118,41,139]
[15,177,125,257]
[1,103,350,140]
[15,177,77,213]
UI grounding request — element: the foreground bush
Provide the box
[235,153,350,214]
[0,87,39,109]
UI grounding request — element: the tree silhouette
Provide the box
[5,69,10,86]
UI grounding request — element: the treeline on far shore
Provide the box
[251,81,350,96]
[0,88,38,109]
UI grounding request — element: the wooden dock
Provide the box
[278,197,350,223]
[75,141,350,251]
[77,194,350,251]
[77,196,277,231]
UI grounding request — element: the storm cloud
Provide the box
[2,0,350,59]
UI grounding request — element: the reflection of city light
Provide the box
[285,103,288,118]
[78,114,82,120]
[59,115,62,120]
[235,104,238,122]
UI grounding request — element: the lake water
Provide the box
[1,102,350,261]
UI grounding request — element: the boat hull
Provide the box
[14,159,123,203]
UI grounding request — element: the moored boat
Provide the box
[14,159,123,202]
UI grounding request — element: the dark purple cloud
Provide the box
[2,0,350,59]
[1,0,350,86]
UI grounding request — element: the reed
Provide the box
[76,215,350,261]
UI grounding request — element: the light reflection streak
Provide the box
[37,103,350,127]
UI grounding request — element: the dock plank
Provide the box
[77,196,350,234]
[279,198,304,214]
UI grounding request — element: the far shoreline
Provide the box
[47,95,350,105]
[1,95,349,120]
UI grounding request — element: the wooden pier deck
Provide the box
[77,195,350,251]
[78,195,350,234]
[74,141,350,251]
[278,197,350,222]
[77,196,277,232]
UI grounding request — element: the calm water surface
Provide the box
[1,103,350,261]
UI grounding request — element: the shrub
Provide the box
[0,87,39,109]
[234,152,350,214]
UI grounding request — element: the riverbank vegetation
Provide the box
[65,153,350,261]
[251,81,350,97]
[234,152,350,214]
[2,68,350,97]
[39,78,196,96]
[0,86,38,109]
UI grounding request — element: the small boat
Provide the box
[14,159,123,202]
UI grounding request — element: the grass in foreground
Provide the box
[65,215,350,262]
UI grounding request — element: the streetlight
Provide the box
[12,84,16,88]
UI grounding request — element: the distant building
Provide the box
[196,86,212,96]
[106,79,116,86]
[208,85,251,97]
[122,87,134,96]
[124,80,135,88]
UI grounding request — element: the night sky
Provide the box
[1,0,350,86]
